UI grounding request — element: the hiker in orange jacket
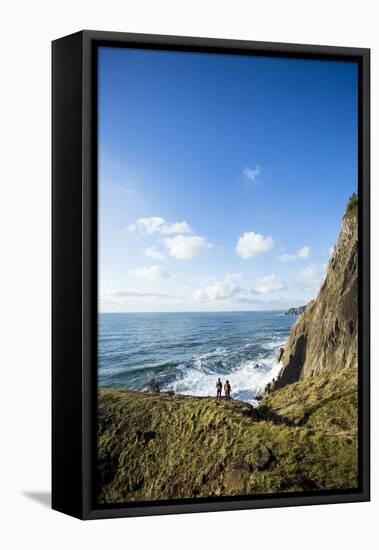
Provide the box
[224,380,231,400]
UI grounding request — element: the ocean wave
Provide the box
[165,342,285,405]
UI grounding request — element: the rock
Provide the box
[245,444,276,471]
[223,461,251,492]
[265,378,276,394]
[277,346,285,363]
[272,201,358,391]
[167,483,180,498]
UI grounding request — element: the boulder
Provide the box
[223,461,251,492]
[245,444,276,471]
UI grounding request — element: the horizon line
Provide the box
[98,309,294,314]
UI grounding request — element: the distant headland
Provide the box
[285,305,306,316]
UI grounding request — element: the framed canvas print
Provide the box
[52,30,370,519]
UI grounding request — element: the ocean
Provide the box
[98,311,296,404]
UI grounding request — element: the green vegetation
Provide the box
[345,192,358,218]
[97,366,358,503]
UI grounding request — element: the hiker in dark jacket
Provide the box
[216,378,222,400]
[224,380,231,400]
[148,378,160,394]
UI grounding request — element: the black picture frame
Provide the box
[52,30,370,520]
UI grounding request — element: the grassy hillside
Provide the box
[97,366,358,504]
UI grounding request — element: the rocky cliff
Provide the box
[270,197,358,390]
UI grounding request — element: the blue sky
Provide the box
[98,46,358,312]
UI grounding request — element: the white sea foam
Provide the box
[166,341,286,405]
[261,338,287,350]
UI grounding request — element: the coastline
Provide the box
[96,200,359,503]
[98,310,293,404]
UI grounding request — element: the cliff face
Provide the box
[271,204,358,390]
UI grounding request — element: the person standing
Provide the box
[224,380,231,400]
[216,378,222,400]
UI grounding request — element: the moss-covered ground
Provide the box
[97,366,358,504]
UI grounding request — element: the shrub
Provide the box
[346,192,358,214]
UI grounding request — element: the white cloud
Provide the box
[144,246,165,261]
[329,246,335,257]
[126,223,137,234]
[251,274,287,294]
[243,165,262,184]
[233,296,288,308]
[279,246,310,262]
[127,217,192,235]
[129,265,174,282]
[236,232,273,259]
[127,217,164,234]
[297,263,327,290]
[164,235,213,260]
[298,246,310,259]
[100,289,183,311]
[161,221,192,234]
[193,274,242,302]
